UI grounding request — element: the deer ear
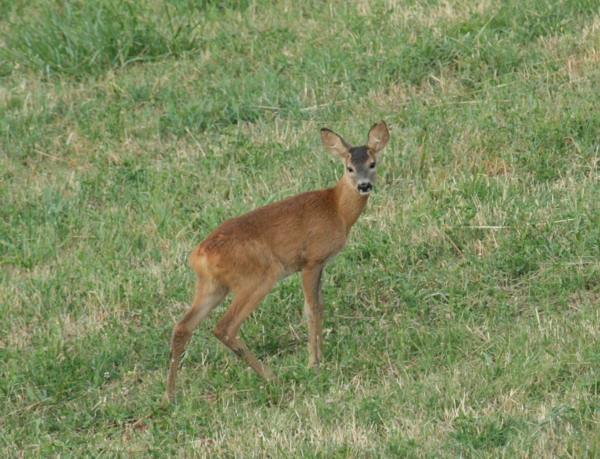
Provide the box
[321,128,352,159]
[366,121,390,154]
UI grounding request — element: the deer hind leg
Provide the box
[163,278,228,405]
[302,264,325,371]
[213,279,279,381]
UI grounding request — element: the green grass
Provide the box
[2,0,600,456]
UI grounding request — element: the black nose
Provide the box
[358,182,373,193]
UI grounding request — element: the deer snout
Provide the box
[357,182,373,194]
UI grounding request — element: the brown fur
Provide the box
[163,121,389,405]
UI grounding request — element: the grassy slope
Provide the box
[1,0,600,457]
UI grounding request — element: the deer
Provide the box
[163,121,390,405]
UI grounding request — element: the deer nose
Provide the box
[357,182,373,194]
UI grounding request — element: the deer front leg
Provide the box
[302,264,325,371]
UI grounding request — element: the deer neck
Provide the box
[333,177,369,234]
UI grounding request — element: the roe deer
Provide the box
[163,121,390,404]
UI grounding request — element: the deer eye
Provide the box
[369,162,376,169]
[347,167,354,173]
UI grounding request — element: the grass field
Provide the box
[2,0,600,457]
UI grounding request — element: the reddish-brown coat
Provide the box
[163,121,390,405]
[192,182,368,289]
